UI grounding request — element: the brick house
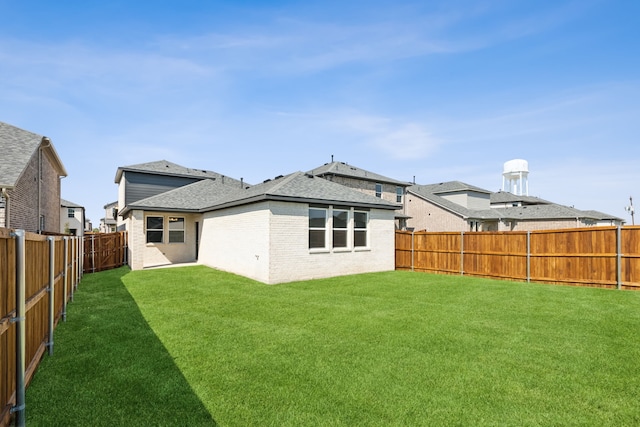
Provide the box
[406,181,624,232]
[308,160,412,229]
[0,121,67,233]
[115,161,399,283]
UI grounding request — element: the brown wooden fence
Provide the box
[396,226,640,290]
[83,232,127,274]
[1,229,83,427]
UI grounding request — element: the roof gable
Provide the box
[114,159,245,186]
[308,161,410,187]
[0,121,67,187]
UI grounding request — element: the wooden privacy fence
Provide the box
[396,226,640,290]
[0,229,82,427]
[83,232,127,274]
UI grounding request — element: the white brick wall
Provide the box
[199,201,396,284]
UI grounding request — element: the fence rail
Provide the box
[396,226,640,290]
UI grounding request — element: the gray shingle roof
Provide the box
[309,161,411,186]
[114,159,246,186]
[490,191,551,205]
[412,181,492,195]
[61,199,84,208]
[0,121,45,187]
[0,121,67,187]
[123,171,400,215]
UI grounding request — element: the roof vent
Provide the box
[275,175,284,179]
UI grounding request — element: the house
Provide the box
[0,121,68,233]
[114,160,245,231]
[60,199,86,236]
[99,201,118,233]
[406,181,624,232]
[116,161,400,284]
[308,160,411,229]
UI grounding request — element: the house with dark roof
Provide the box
[308,160,412,229]
[115,161,400,284]
[406,181,624,232]
[60,199,87,236]
[99,201,118,233]
[0,121,68,233]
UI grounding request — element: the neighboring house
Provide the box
[99,201,118,233]
[116,161,400,284]
[0,121,68,233]
[114,160,245,231]
[60,199,86,236]
[406,181,624,232]
[308,160,411,229]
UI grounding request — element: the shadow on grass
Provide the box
[25,267,217,426]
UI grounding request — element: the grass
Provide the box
[26,266,640,426]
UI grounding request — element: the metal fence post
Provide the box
[10,229,26,427]
[63,237,68,321]
[47,236,55,355]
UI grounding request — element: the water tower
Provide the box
[502,159,529,196]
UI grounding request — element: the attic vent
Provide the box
[305,173,314,178]
[275,175,284,179]
[263,179,272,183]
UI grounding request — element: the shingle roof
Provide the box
[490,191,552,205]
[122,171,400,215]
[61,199,84,208]
[114,159,246,186]
[309,161,411,186]
[0,121,45,187]
[412,181,492,195]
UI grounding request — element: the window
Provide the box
[375,183,382,198]
[332,209,349,248]
[396,187,403,203]
[309,208,327,249]
[354,211,368,247]
[67,208,75,218]
[146,216,163,243]
[168,217,185,243]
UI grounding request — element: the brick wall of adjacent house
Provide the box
[5,149,61,233]
[405,195,468,231]
[507,218,581,231]
[322,176,403,205]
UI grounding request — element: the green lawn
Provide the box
[26,266,640,426]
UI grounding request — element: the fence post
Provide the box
[526,231,531,283]
[76,236,81,287]
[10,229,26,427]
[411,231,415,271]
[63,237,68,321]
[617,226,622,290]
[91,233,96,273]
[47,236,55,355]
[460,231,464,275]
[70,237,75,301]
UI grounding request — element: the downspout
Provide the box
[39,137,52,233]
[1,187,9,228]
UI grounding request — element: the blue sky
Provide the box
[1,0,639,225]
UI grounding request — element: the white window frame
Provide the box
[332,208,350,250]
[309,207,328,250]
[375,183,383,198]
[67,208,75,218]
[168,216,185,243]
[396,187,403,203]
[146,215,164,244]
[353,210,369,249]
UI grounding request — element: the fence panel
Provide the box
[83,232,127,274]
[0,229,81,427]
[397,226,640,290]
